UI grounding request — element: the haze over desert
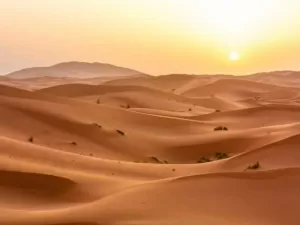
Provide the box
[2,0,300,224]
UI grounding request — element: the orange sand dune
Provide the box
[0,72,299,225]
[104,74,233,93]
[36,82,261,114]
[36,83,213,114]
[193,104,300,129]
[244,70,300,87]
[182,78,283,99]
[104,74,198,92]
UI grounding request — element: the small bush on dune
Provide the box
[247,162,260,170]
[71,141,77,146]
[116,130,125,136]
[93,123,102,128]
[214,126,228,131]
[121,104,130,109]
[28,136,34,143]
[135,157,169,164]
[214,126,222,131]
[197,157,211,163]
[215,152,229,160]
[96,98,100,104]
[148,156,161,163]
[215,109,221,113]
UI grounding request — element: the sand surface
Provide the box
[0,73,300,224]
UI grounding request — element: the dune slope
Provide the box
[0,73,299,225]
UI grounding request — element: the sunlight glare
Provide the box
[229,51,239,61]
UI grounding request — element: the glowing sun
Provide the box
[229,52,240,61]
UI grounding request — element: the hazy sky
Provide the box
[1,0,300,75]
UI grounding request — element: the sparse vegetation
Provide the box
[215,109,221,112]
[215,152,229,160]
[247,162,260,170]
[214,126,228,131]
[147,156,161,163]
[121,103,130,109]
[172,168,176,172]
[71,141,77,145]
[197,157,211,163]
[96,98,100,104]
[135,157,169,164]
[93,123,102,128]
[28,136,34,143]
[116,130,125,136]
[198,153,230,163]
[188,108,192,111]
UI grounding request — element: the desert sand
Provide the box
[0,66,300,225]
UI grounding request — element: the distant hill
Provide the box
[5,62,148,79]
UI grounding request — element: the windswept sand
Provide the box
[0,74,300,225]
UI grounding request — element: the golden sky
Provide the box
[1,0,300,75]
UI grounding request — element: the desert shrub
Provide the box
[188,108,192,111]
[138,157,168,164]
[121,104,130,109]
[215,109,221,112]
[197,157,211,163]
[116,130,125,135]
[93,123,102,128]
[28,136,34,143]
[71,141,77,145]
[214,126,228,131]
[147,156,161,163]
[96,98,100,104]
[247,162,260,170]
[215,152,229,160]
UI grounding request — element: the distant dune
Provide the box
[1,68,300,224]
[243,70,300,87]
[5,61,149,79]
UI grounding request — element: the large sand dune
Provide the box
[0,72,300,224]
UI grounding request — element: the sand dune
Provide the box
[36,83,214,114]
[0,72,299,225]
[104,74,233,93]
[182,78,282,99]
[193,104,300,129]
[104,74,197,92]
[245,70,300,87]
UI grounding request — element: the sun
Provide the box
[229,51,240,61]
[176,0,280,59]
